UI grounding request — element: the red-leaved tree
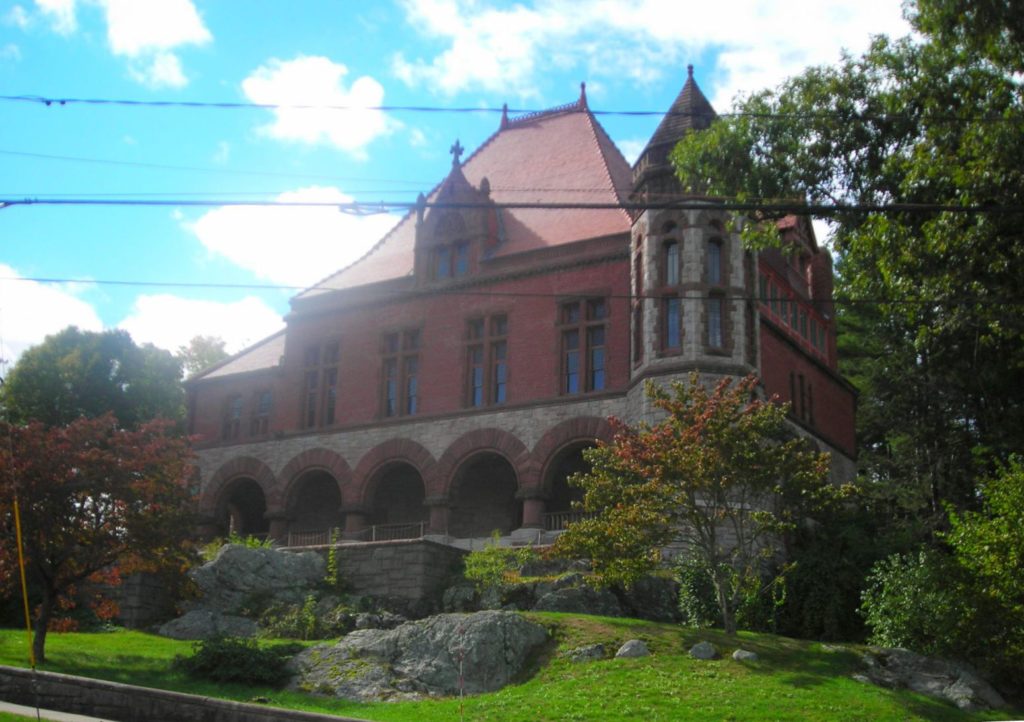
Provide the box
[0,414,194,663]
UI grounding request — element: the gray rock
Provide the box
[563,643,605,662]
[689,641,720,660]
[617,576,682,623]
[157,610,258,640]
[615,639,650,658]
[732,649,758,662]
[532,584,622,616]
[190,545,325,615]
[441,583,478,613]
[290,611,548,701]
[859,648,1005,711]
[354,611,407,630]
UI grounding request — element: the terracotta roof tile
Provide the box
[298,102,632,297]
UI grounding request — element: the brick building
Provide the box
[187,68,856,546]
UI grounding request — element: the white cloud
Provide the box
[0,264,103,374]
[616,137,646,165]
[118,295,284,355]
[395,0,910,107]
[0,43,22,61]
[101,0,210,56]
[127,49,187,88]
[242,56,397,158]
[100,0,210,88]
[34,0,76,35]
[5,5,30,29]
[186,186,401,288]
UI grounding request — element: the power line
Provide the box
[2,275,1022,307]
[2,94,1021,124]
[1,196,1022,216]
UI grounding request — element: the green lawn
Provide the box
[0,616,1017,722]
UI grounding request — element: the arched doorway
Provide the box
[448,453,520,538]
[366,462,428,540]
[543,442,594,531]
[217,477,269,537]
[287,470,343,540]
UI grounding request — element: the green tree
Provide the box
[2,327,184,428]
[671,7,1024,530]
[177,335,230,379]
[553,374,831,635]
[0,414,195,663]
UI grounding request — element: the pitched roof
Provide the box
[297,92,633,298]
[192,330,285,381]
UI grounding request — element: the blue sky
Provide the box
[0,0,909,372]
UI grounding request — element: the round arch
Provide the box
[447,450,520,538]
[201,456,276,517]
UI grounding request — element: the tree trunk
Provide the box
[712,573,738,636]
[32,586,53,665]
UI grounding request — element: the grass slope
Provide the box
[0,616,1016,722]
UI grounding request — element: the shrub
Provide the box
[859,549,966,656]
[173,636,297,685]
[200,533,274,561]
[259,597,356,640]
[675,557,720,628]
[463,531,538,593]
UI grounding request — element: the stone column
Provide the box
[264,512,289,545]
[424,495,450,535]
[341,504,369,540]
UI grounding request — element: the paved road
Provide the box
[0,700,117,721]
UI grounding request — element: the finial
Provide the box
[579,81,587,109]
[480,176,490,197]
[687,64,694,79]
[500,103,509,130]
[416,192,427,225]
[449,139,464,167]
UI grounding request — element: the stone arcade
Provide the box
[187,68,856,548]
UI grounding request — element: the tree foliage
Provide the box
[177,335,230,379]
[0,414,195,663]
[553,374,832,635]
[671,7,1024,531]
[2,327,184,429]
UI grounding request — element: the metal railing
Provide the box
[285,522,427,547]
[543,510,592,531]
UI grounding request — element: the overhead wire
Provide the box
[2,274,1022,308]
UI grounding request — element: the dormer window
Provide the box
[434,242,470,280]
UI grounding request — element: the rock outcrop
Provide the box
[857,648,1005,712]
[190,544,325,615]
[290,611,548,701]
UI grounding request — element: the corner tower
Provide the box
[628,66,759,418]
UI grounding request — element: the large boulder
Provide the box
[157,610,258,640]
[189,544,325,615]
[532,584,622,616]
[290,611,548,701]
[858,648,1005,711]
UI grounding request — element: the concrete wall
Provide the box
[0,666,366,722]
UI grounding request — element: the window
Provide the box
[707,239,723,285]
[664,241,680,286]
[250,390,272,436]
[663,296,681,349]
[707,296,723,348]
[222,395,242,440]
[659,241,683,353]
[560,298,607,394]
[382,329,420,417]
[302,341,340,429]
[633,250,644,364]
[434,242,470,280]
[466,314,508,407]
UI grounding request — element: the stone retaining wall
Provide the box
[0,665,367,722]
[296,538,466,605]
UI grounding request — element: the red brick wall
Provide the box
[192,256,630,447]
[759,322,856,457]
